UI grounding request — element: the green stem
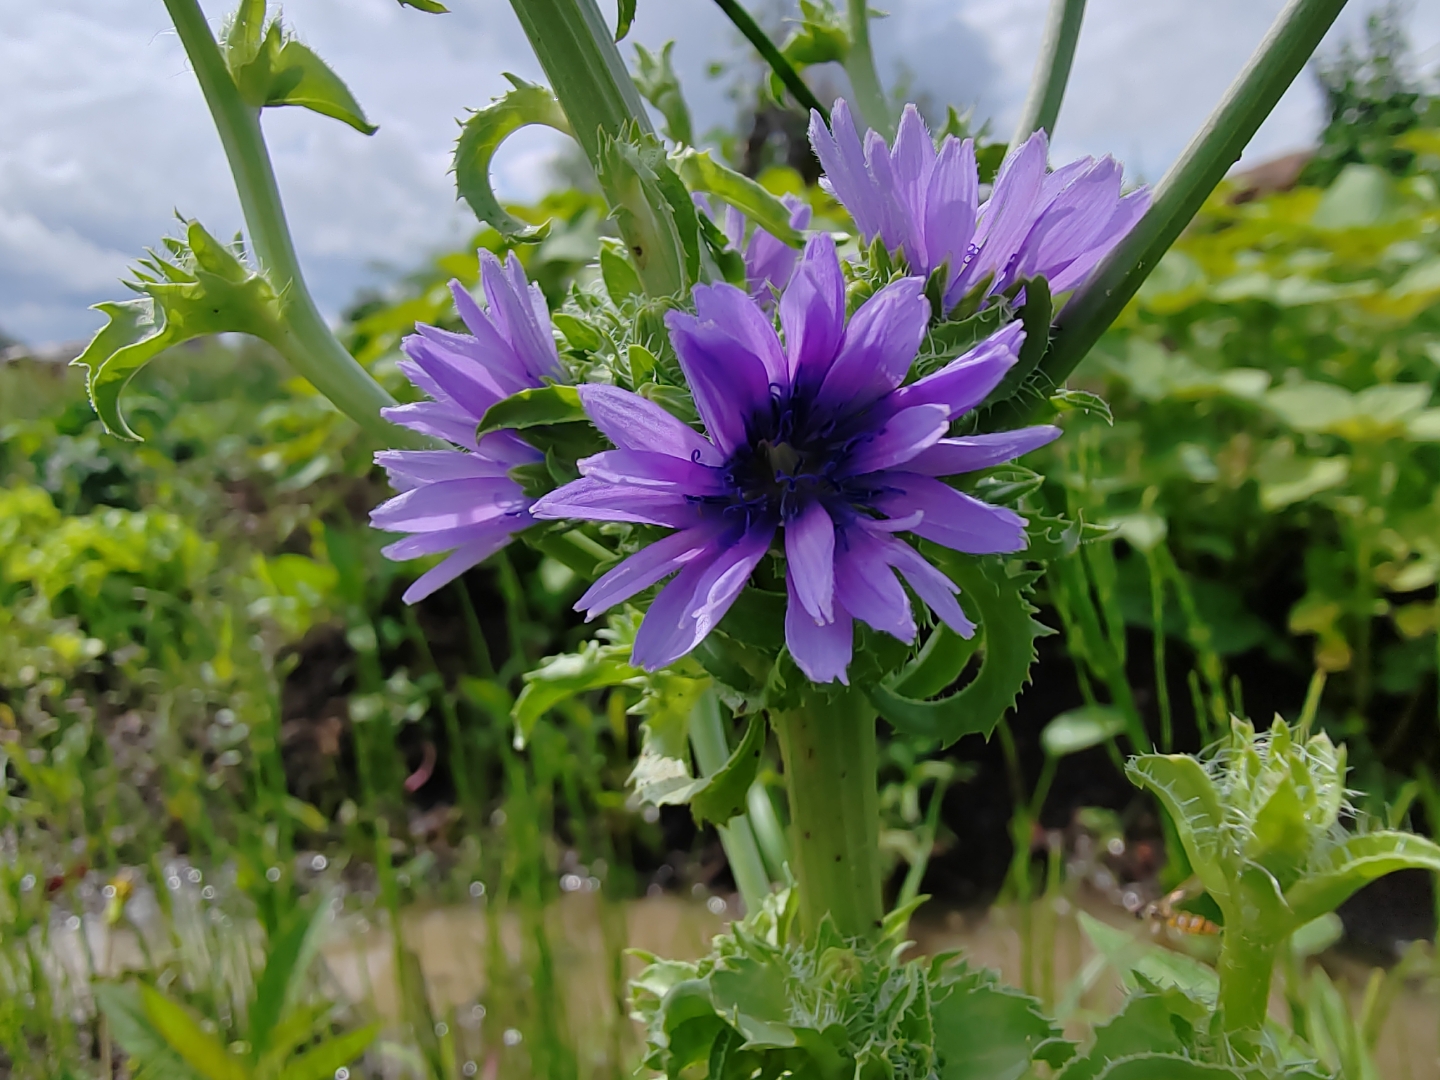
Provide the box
[161,0,419,448]
[507,0,654,167]
[1010,0,1087,146]
[1217,933,1279,1031]
[1011,0,1350,419]
[775,688,883,939]
[843,0,891,137]
[689,688,773,916]
[896,773,951,911]
[711,0,830,122]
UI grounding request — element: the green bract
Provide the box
[1128,715,1440,1030]
[74,221,285,440]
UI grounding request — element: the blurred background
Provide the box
[4,1,1440,1077]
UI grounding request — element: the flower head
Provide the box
[698,193,813,303]
[371,251,560,602]
[531,235,1059,683]
[809,99,1150,313]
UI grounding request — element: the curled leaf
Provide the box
[73,220,285,440]
[454,77,574,238]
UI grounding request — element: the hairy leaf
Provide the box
[513,638,639,743]
[1124,755,1230,905]
[597,132,691,296]
[229,22,376,134]
[454,77,574,237]
[1285,830,1440,926]
[1057,995,1186,1080]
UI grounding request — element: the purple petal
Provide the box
[400,528,521,604]
[666,309,773,455]
[745,196,811,300]
[784,499,835,623]
[881,321,1024,421]
[375,449,517,490]
[370,477,529,532]
[381,401,480,450]
[574,523,725,619]
[810,101,884,244]
[834,527,915,641]
[927,137,979,296]
[444,282,536,397]
[1047,187,1150,297]
[906,426,1061,476]
[871,473,1027,555]
[400,333,510,423]
[480,251,561,383]
[843,403,951,475]
[577,384,721,465]
[529,476,703,529]
[968,131,1049,293]
[577,449,728,495]
[786,573,853,684]
[816,277,928,412]
[694,282,786,387]
[381,513,529,561]
[781,233,846,391]
[875,532,976,638]
[631,523,774,670]
[889,105,937,269]
[862,129,911,254]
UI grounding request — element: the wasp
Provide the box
[1141,878,1222,954]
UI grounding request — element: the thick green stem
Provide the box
[161,0,419,447]
[689,688,773,917]
[775,688,883,940]
[1010,0,1086,146]
[1006,0,1350,423]
[711,0,829,122]
[507,0,655,167]
[844,0,891,138]
[1217,934,1279,1031]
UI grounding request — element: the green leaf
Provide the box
[1048,388,1113,424]
[979,277,1052,410]
[600,237,645,302]
[1310,163,1396,229]
[888,625,979,700]
[1058,995,1186,1080]
[933,973,1060,1080]
[597,131,691,297]
[1042,706,1127,758]
[779,0,850,65]
[223,0,267,70]
[73,220,285,440]
[229,22,376,134]
[454,77,574,237]
[93,983,199,1080]
[690,713,767,827]
[397,0,448,10]
[513,638,640,743]
[477,384,585,435]
[1076,913,1219,1004]
[615,0,637,40]
[1125,755,1230,905]
[1285,831,1440,926]
[673,149,806,249]
[278,1024,379,1080]
[138,983,249,1080]
[249,900,329,1057]
[1092,1055,1241,1080]
[633,42,693,146]
[869,554,1049,748]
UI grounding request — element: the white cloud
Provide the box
[1,0,1436,344]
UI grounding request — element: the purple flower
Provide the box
[530,235,1059,683]
[371,251,561,603]
[698,193,812,303]
[809,99,1150,314]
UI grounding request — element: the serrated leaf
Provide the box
[690,713,767,827]
[869,552,1048,748]
[933,975,1060,1080]
[1057,994,1186,1080]
[229,22,376,134]
[74,220,285,440]
[673,149,805,249]
[477,384,585,435]
[1042,706,1127,758]
[598,132,690,297]
[454,77,574,237]
[1092,1055,1241,1079]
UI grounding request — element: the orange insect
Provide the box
[1142,878,1222,940]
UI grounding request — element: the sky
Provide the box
[1,0,1437,346]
